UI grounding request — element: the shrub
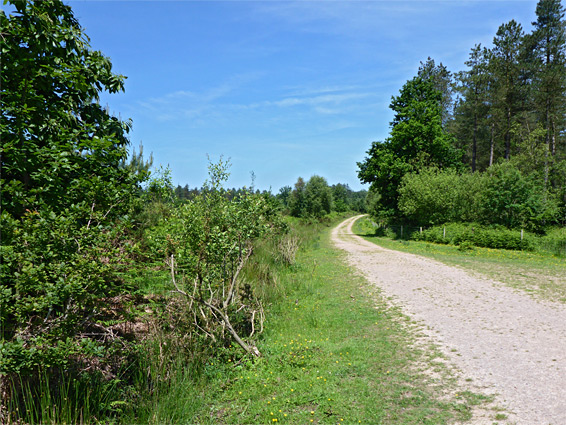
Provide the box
[398,163,560,230]
[150,159,283,357]
[478,162,560,230]
[538,227,566,257]
[398,168,484,225]
[412,223,535,251]
[1,2,146,413]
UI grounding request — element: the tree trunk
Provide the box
[472,114,478,172]
[551,120,556,156]
[490,123,495,166]
[505,108,511,160]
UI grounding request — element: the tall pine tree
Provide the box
[529,0,566,157]
[454,44,491,171]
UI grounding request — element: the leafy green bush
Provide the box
[538,227,566,257]
[479,162,560,230]
[146,159,283,357]
[1,0,148,418]
[457,241,474,252]
[398,163,560,230]
[398,167,484,225]
[412,223,535,251]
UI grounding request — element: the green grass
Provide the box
[354,216,566,303]
[7,369,123,425]
[158,218,494,424]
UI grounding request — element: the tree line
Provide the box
[174,177,367,218]
[359,0,566,230]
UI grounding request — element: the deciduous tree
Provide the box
[0,0,145,393]
[358,77,462,216]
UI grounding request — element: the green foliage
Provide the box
[418,57,455,128]
[289,177,307,217]
[457,240,475,252]
[121,142,153,181]
[133,165,176,231]
[538,227,566,257]
[289,175,332,218]
[1,0,145,379]
[363,187,384,220]
[453,44,492,172]
[145,158,283,355]
[529,0,566,153]
[1,0,136,220]
[6,367,128,424]
[398,167,484,225]
[412,223,535,251]
[331,183,350,212]
[451,0,566,211]
[0,1,149,421]
[304,175,333,218]
[276,185,292,209]
[145,165,174,204]
[480,162,560,229]
[358,77,462,216]
[397,163,560,230]
[286,178,365,218]
[331,183,366,213]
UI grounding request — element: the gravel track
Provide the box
[332,216,566,425]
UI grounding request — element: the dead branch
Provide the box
[169,255,189,297]
[87,201,96,229]
[224,245,253,309]
[168,250,260,357]
[203,300,261,357]
[250,310,256,338]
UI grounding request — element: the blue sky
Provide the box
[62,0,540,191]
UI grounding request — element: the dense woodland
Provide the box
[359,0,566,231]
[1,0,565,423]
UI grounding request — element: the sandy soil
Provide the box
[332,216,566,425]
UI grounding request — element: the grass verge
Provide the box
[354,216,566,303]
[180,218,493,424]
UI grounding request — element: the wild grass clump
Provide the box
[275,235,300,266]
[119,326,216,424]
[5,364,131,424]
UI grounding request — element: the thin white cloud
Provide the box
[252,1,449,39]
[138,80,375,122]
[284,84,362,97]
[271,92,369,108]
[135,72,264,121]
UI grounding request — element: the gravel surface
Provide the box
[332,216,566,425]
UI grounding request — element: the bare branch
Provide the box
[86,201,96,229]
[224,245,253,309]
[203,300,261,357]
[250,310,256,338]
[169,255,189,297]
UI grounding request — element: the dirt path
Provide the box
[332,216,566,425]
